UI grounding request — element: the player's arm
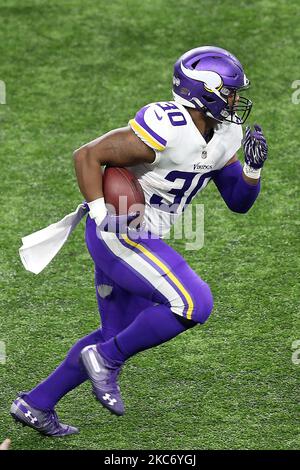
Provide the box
[213,124,268,213]
[74,126,155,202]
[224,154,258,185]
[73,126,155,225]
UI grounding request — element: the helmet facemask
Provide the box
[220,85,252,125]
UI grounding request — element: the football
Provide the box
[103,166,145,220]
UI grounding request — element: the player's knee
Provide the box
[194,281,214,324]
[169,280,213,324]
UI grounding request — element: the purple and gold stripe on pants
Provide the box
[119,235,194,320]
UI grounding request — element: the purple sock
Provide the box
[24,329,104,410]
[98,305,196,364]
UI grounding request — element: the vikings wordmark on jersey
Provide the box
[129,101,243,236]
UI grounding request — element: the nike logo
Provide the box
[154,110,163,121]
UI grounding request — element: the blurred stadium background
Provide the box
[0,0,299,450]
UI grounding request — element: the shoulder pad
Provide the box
[129,102,178,152]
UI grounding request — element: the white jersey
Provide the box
[129,101,242,236]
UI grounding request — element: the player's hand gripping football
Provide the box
[86,198,140,234]
[100,211,141,233]
[242,124,268,178]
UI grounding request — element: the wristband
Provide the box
[243,163,261,180]
[87,197,107,225]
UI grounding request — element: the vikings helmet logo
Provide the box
[180,63,223,92]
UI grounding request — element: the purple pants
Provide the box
[85,216,213,332]
[23,217,213,410]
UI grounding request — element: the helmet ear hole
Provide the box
[203,95,216,103]
[180,87,190,96]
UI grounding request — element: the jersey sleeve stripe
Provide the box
[129,119,166,151]
[135,105,167,147]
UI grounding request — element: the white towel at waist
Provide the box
[19,203,88,274]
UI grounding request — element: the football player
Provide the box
[11,46,267,436]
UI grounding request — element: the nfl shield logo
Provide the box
[201,150,207,159]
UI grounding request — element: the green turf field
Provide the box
[0,0,299,450]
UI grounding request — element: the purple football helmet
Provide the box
[173,46,252,124]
